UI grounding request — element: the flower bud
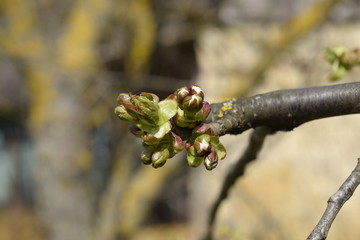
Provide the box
[114,105,134,122]
[190,85,204,99]
[170,132,184,153]
[141,150,152,165]
[194,101,211,122]
[152,148,170,168]
[117,93,132,104]
[129,125,144,138]
[182,95,203,114]
[140,92,159,102]
[204,150,218,170]
[194,124,214,136]
[194,134,211,155]
[174,87,190,105]
[185,141,191,150]
[172,109,189,128]
[325,45,348,63]
[142,133,161,145]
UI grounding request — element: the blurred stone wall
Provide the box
[191,23,360,240]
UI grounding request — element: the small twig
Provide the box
[202,127,275,240]
[307,158,360,240]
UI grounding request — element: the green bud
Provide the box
[325,45,348,63]
[183,95,203,115]
[142,133,161,145]
[152,148,170,168]
[140,92,159,102]
[170,132,184,153]
[117,93,132,104]
[190,85,204,99]
[141,150,152,165]
[117,92,160,126]
[173,109,197,128]
[115,105,134,122]
[204,150,218,170]
[194,134,211,155]
[193,124,215,136]
[330,62,347,81]
[187,152,204,168]
[210,136,227,160]
[131,95,160,125]
[194,101,211,122]
[129,125,144,138]
[174,87,190,105]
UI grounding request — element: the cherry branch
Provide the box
[207,82,360,136]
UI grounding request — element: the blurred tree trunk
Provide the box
[0,0,111,239]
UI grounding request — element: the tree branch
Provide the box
[307,158,360,240]
[202,127,275,240]
[207,82,360,136]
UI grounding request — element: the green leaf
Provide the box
[158,99,178,125]
[330,63,347,81]
[210,136,227,160]
[153,121,172,138]
[187,153,203,168]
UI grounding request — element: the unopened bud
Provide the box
[174,87,190,105]
[152,149,170,168]
[190,85,204,99]
[194,134,211,155]
[117,93,132,104]
[194,101,211,122]
[173,109,192,128]
[115,105,133,122]
[204,150,218,170]
[171,132,184,153]
[141,150,152,165]
[129,125,144,138]
[194,124,214,136]
[140,92,159,102]
[182,95,203,116]
[142,133,162,145]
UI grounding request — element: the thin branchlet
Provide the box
[202,127,275,240]
[307,158,360,240]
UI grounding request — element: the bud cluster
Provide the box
[141,132,184,168]
[115,92,177,145]
[173,86,211,128]
[325,45,360,81]
[115,86,227,170]
[185,124,226,170]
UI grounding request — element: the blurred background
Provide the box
[0,0,360,240]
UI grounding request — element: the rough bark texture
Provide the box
[208,82,360,136]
